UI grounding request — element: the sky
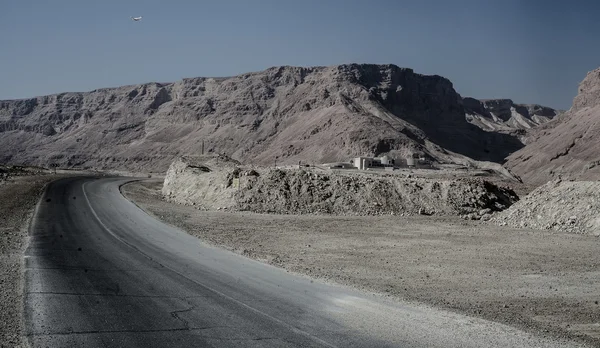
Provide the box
[1,0,599,110]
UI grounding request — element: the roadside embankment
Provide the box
[162,155,518,218]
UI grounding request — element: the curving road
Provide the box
[24,177,583,348]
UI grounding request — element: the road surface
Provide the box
[23,177,583,347]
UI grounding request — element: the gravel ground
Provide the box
[123,180,600,347]
[0,174,61,348]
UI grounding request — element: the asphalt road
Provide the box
[23,177,584,348]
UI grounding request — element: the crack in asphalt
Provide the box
[26,326,238,337]
[25,267,159,271]
[27,291,211,299]
[81,180,340,348]
[26,247,92,252]
[169,303,196,330]
[194,337,279,341]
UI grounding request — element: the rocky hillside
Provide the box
[0,64,525,172]
[504,67,600,185]
[463,98,560,138]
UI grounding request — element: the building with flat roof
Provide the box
[353,156,395,170]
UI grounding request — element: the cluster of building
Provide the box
[352,156,395,170]
[324,155,428,171]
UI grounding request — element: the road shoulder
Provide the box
[0,175,61,347]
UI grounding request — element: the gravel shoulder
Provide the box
[123,180,600,347]
[0,175,62,347]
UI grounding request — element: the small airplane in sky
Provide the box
[131,16,142,21]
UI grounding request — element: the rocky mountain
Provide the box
[505,67,600,185]
[463,98,561,140]
[0,64,525,172]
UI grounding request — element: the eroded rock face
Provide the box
[162,155,241,209]
[572,67,600,112]
[505,67,600,185]
[463,97,560,133]
[0,64,526,171]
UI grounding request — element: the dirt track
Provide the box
[124,180,600,347]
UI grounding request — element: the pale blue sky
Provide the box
[2,0,599,109]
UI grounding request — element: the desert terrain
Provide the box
[1,63,599,347]
[123,180,600,346]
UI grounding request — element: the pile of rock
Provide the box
[0,165,44,185]
[491,179,600,235]
[162,155,242,210]
[163,156,519,217]
[460,208,495,221]
[0,168,7,183]
[235,168,518,216]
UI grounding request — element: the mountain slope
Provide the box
[463,98,560,136]
[505,67,600,185]
[0,64,524,172]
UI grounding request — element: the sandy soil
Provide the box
[0,174,61,347]
[123,180,600,347]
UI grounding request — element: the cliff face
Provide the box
[0,64,523,172]
[505,67,600,185]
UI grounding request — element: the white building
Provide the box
[353,157,374,170]
[379,155,392,166]
[353,156,395,170]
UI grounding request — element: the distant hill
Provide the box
[0,64,534,172]
[463,98,561,143]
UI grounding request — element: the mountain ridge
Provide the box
[0,64,554,172]
[463,97,561,139]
